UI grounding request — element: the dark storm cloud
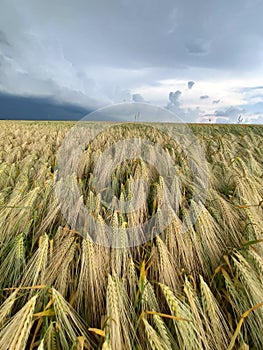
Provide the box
[0,92,92,120]
[188,81,195,89]
[1,0,263,73]
[0,0,263,121]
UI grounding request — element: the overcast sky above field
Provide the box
[0,0,263,123]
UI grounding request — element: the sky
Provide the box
[0,0,263,123]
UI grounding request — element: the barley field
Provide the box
[0,120,262,350]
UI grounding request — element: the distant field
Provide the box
[0,121,262,349]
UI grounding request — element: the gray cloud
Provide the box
[0,31,10,46]
[202,107,263,124]
[214,106,246,118]
[114,88,132,103]
[186,38,210,56]
[240,86,263,93]
[0,0,263,122]
[132,93,145,102]
[167,90,181,107]
[2,0,263,71]
[188,81,195,89]
[210,106,258,124]
[212,99,220,104]
[200,95,209,99]
[198,114,230,123]
[166,90,202,122]
[0,91,91,120]
[166,90,181,110]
